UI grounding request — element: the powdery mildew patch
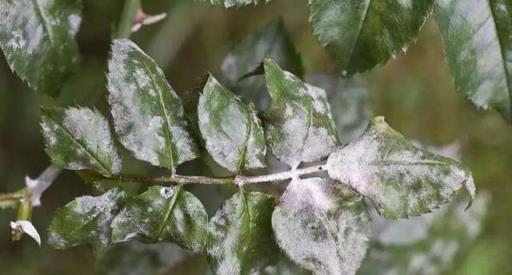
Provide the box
[272,178,370,275]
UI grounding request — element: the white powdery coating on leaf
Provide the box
[198,87,247,171]
[199,77,265,171]
[63,107,121,174]
[207,194,244,274]
[326,118,472,217]
[267,68,337,168]
[107,40,197,168]
[273,178,369,275]
[108,40,164,166]
[244,110,266,168]
[50,189,124,249]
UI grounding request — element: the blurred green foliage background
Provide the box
[0,0,511,274]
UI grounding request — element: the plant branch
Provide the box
[94,164,327,186]
[117,0,140,38]
[0,192,24,202]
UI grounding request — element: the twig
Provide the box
[95,164,327,187]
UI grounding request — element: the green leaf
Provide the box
[207,190,279,274]
[107,39,198,170]
[359,193,490,275]
[272,178,370,275]
[220,20,303,110]
[198,75,266,172]
[197,0,270,8]
[111,186,208,252]
[96,241,191,275]
[308,0,433,74]
[41,107,121,176]
[0,0,81,96]
[48,188,126,253]
[263,59,337,168]
[306,74,372,143]
[435,0,512,122]
[326,117,476,219]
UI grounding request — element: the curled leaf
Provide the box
[10,220,41,246]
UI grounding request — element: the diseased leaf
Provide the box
[308,0,433,74]
[272,178,370,275]
[107,39,198,169]
[48,188,126,253]
[198,75,266,172]
[220,20,303,110]
[306,74,372,143]
[263,59,337,168]
[41,107,121,176]
[207,190,279,274]
[111,186,208,252]
[326,117,476,219]
[96,241,192,275]
[359,193,490,275]
[435,0,512,122]
[0,0,81,96]
[197,0,270,8]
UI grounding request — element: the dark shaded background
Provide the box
[1,1,511,274]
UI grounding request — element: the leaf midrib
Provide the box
[487,1,512,112]
[139,55,176,169]
[154,186,182,241]
[346,0,372,70]
[31,0,55,45]
[46,114,111,175]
